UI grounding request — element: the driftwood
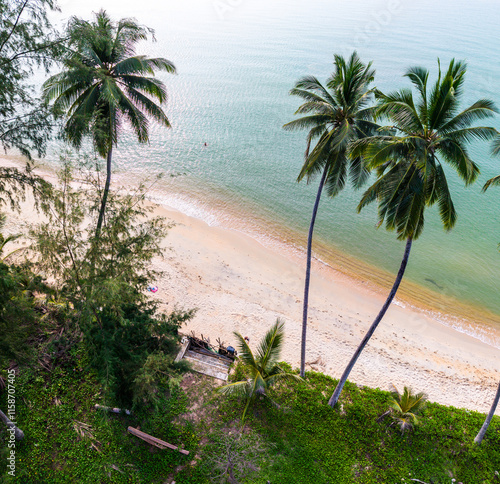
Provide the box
[127,426,189,455]
[94,404,132,415]
[0,409,24,440]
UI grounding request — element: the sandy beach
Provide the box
[1,155,499,414]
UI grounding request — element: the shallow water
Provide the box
[45,0,500,323]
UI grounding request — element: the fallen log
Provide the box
[127,426,189,455]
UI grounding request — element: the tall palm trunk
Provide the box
[328,237,413,407]
[300,167,328,378]
[474,380,500,445]
[95,145,113,240]
[0,409,24,440]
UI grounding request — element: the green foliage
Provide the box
[84,303,194,409]
[386,385,428,434]
[204,430,267,484]
[31,156,167,304]
[28,156,194,407]
[284,51,378,196]
[354,59,499,240]
[0,0,62,158]
[0,261,37,368]
[209,372,500,483]
[0,361,194,483]
[0,163,53,215]
[0,212,53,369]
[43,9,177,238]
[1,359,499,483]
[219,319,302,421]
[43,9,175,158]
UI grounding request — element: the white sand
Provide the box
[149,204,499,414]
[1,155,499,414]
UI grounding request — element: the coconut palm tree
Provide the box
[43,10,175,239]
[219,319,301,422]
[384,385,427,434]
[474,381,500,444]
[283,52,378,378]
[328,59,499,408]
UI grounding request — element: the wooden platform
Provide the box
[175,336,233,381]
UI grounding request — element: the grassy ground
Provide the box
[1,354,499,483]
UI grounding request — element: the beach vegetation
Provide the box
[218,319,302,421]
[283,51,379,377]
[3,363,499,483]
[328,59,500,408]
[29,157,194,408]
[0,0,63,159]
[42,10,176,239]
[378,385,428,435]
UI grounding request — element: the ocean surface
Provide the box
[44,0,500,340]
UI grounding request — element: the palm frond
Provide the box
[483,174,500,192]
[218,380,250,398]
[293,76,336,106]
[114,56,176,76]
[255,319,285,373]
[265,369,302,387]
[123,85,170,127]
[441,99,498,133]
[438,139,479,185]
[324,151,348,197]
[282,115,333,132]
[233,332,257,369]
[404,66,429,124]
[375,89,423,132]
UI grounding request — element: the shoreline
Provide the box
[1,154,499,413]
[139,170,500,350]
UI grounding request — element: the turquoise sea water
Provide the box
[47,0,500,324]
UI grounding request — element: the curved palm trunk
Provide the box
[474,380,500,445]
[95,145,113,240]
[0,409,24,440]
[328,237,413,407]
[300,167,328,378]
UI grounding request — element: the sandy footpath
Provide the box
[1,155,499,414]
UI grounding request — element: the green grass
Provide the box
[0,349,198,484]
[1,356,499,483]
[206,369,500,483]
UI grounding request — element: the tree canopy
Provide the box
[0,0,62,158]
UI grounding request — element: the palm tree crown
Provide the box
[387,385,427,434]
[356,60,499,240]
[284,51,378,195]
[43,10,175,156]
[43,10,176,240]
[219,319,301,421]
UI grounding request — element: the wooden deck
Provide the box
[175,336,233,381]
